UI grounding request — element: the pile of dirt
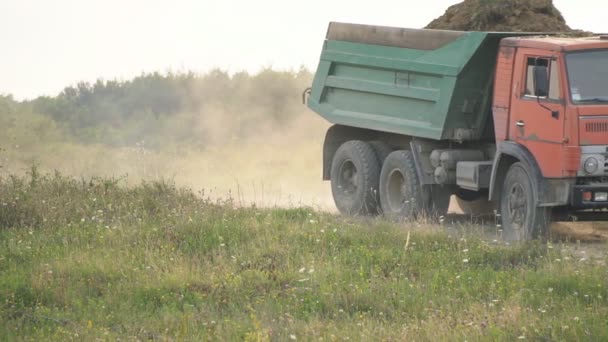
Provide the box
[426,0,574,32]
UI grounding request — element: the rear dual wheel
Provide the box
[330,142,450,220]
[379,151,425,219]
[379,150,450,220]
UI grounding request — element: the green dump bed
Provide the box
[307,22,520,141]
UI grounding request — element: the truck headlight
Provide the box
[584,157,599,174]
[595,192,608,202]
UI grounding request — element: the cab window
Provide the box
[524,57,561,100]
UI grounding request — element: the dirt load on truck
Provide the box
[426,0,572,32]
[305,22,608,242]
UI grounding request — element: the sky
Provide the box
[0,0,605,100]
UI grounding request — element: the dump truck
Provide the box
[305,22,608,241]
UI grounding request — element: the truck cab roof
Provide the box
[501,35,608,51]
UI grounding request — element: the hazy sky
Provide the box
[0,0,605,100]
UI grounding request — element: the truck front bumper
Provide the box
[571,185,608,209]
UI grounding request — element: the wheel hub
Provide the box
[387,169,407,212]
[338,160,358,195]
[508,183,528,233]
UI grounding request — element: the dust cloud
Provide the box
[168,113,334,210]
[1,91,335,210]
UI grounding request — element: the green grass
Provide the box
[1,170,607,341]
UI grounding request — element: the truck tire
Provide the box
[330,140,381,216]
[379,150,427,220]
[369,141,392,165]
[500,162,549,242]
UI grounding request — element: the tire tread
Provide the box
[379,150,425,219]
[330,140,381,215]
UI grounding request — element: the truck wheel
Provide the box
[369,141,392,165]
[379,150,426,220]
[330,140,381,215]
[500,162,549,242]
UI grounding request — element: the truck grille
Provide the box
[586,121,608,133]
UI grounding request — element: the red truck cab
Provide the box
[492,35,608,210]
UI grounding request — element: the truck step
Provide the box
[456,161,493,191]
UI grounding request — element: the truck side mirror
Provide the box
[533,65,549,97]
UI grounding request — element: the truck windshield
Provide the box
[566,50,608,104]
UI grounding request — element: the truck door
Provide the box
[509,51,567,178]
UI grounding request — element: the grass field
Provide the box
[1,171,607,341]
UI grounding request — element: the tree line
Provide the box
[1,68,313,149]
